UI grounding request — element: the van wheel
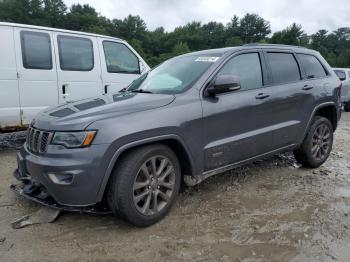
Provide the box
[107,144,181,227]
[344,102,350,112]
[293,116,333,168]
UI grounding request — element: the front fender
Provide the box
[95,134,196,202]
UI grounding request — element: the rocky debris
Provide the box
[0,131,27,150]
[331,151,345,159]
[0,237,5,245]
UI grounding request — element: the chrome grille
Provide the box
[26,127,53,153]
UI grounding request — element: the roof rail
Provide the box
[243,43,308,49]
[0,22,123,42]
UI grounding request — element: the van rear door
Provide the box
[53,33,102,103]
[98,38,147,94]
[0,26,20,130]
[14,27,58,125]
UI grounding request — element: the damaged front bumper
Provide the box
[11,169,111,215]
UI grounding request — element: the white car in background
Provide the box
[333,68,350,112]
[0,22,150,131]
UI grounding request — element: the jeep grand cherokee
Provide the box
[12,44,342,226]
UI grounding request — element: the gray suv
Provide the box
[13,44,342,226]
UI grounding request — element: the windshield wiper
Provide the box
[131,89,153,94]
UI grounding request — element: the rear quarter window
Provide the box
[297,54,327,79]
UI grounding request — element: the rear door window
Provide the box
[297,54,327,79]
[20,31,52,70]
[218,52,263,91]
[103,41,140,74]
[58,35,94,71]
[267,52,301,84]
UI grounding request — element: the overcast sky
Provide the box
[63,0,349,34]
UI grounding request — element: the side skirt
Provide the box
[184,144,297,186]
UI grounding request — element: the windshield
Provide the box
[127,55,221,94]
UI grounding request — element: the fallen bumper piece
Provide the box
[11,206,60,229]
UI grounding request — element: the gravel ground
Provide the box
[1,114,350,262]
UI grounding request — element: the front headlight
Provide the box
[51,131,96,148]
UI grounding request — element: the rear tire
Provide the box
[344,102,350,112]
[293,116,333,168]
[107,144,181,227]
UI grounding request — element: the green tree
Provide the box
[201,22,226,49]
[171,42,190,56]
[270,23,304,45]
[310,29,328,50]
[43,0,66,28]
[226,15,240,37]
[1,2,350,68]
[65,4,99,31]
[170,22,204,50]
[225,36,243,46]
[239,13,271,43]
[336,49,350,67]
[145,27,168,56]
[112,15,147,41]
[0,0,46,25]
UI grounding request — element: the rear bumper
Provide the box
[14,143,111,206]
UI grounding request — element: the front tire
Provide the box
[107,144,181,227]
[293,116,333,168]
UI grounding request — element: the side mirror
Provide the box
[206,74,241,96]
[334,70,346,81]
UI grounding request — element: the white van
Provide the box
[0,22,150,131]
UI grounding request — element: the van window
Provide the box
[103,41,140,74]
[297,54,327,79]
[58,35,94,71]
[20,31,52,70]
[267,52,301,84]
[218,53,263,91]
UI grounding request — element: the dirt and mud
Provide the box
[1,114,350,262]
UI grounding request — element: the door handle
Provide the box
[104,85,109,94]
[302,85,314,91]
[255,93,270,99]
[62,84,67,94]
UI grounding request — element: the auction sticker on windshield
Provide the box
[195,57,219,62]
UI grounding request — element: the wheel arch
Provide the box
[299,102,338,147]
[96,134,196,202]
[313,103,338,131]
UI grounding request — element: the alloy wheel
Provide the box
[133,156,176,216]
[311,123,331,161]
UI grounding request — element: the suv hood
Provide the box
[32,92,175,131]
